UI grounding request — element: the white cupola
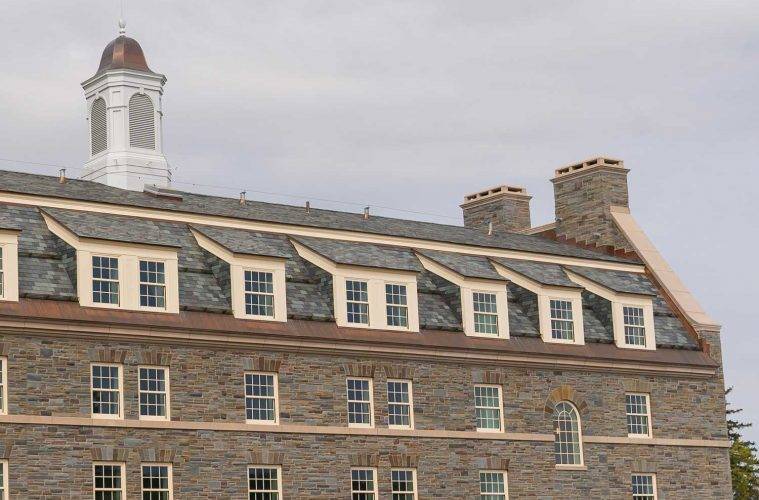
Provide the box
[81,21,170,191]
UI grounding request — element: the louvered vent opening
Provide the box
[129,93,156,150]
[90,98,108,155]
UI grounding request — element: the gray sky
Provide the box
[1,1,757,440]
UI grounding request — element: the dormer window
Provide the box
[139,260,166,309]
[346,280,370,325]
[622,306,646,346]
[385,283,408,328]
[473,292,499,335]
[92,256,120,305]
[549,299,575,341]
[244,270,275,318]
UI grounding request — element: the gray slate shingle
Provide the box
[192,225,293,259]
[492,257,580,288]
[566,266,657,296]
[416,249,504,281]
[292,236,422,272]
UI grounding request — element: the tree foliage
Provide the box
[727,387,759,499]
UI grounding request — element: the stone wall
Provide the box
[0,332,731,498]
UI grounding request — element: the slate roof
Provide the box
[416,249,505,281]
[491,257,580,288]
[0,169,635,263]
[566,265,658,296]
[292,236,423,272]
[192,225,293,258]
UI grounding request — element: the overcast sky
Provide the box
[1,1,757,440]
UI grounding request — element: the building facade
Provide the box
[0,26,730,499]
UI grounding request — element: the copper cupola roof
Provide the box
[94,34,156,77]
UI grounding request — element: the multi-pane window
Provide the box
[473,292,499,335]
[346,280,370,325]
[0,247,4,297]
[245,373,278,424]
[549,299,574,341]
[385,284,408,328]
[142,464,172,500]
[474,385,503,432]
[351,468,378,499]
[0,357,6,415]
[391,469,416,500]
[479,471,508,500]
[0,461,6,500]
[244,271,275,317]
[248,466,281,499]
[346,378,373,427]
[91,364,122,418]
[623,306,646,346]
[139,367,169,420]
[626,393,652,437]
[387,380,413,429]
[92,256,119,305]
[139,260,166,308]
[554,401,583,466]
[632,474,657,499]
[93,462,125,500]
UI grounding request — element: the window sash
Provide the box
[474,385,502,431]
[0,247,5,298]
[139,260,166,309]
[0,357,6,415]
[91,364,122,418]
[346,378,373,427]
[554,401,583,465]
[244,270,275,318]
[473,292,499,335]
[479,470,508,500]
[391,469,416,500]
[385,283,408,328]
[549,299,574,340]
[0,461,7,500]
[632,473,657,499]
[623,306,646,346]
[93,462,125,499]
[247,466,281,498]
[626,393,651,437]
[141,463,172,500]
[139,367,169,420]
[387,380,413,429]
[351,468,378,499]
[92,255,120,305]
[245,373,279,424]
[346,280,370,325]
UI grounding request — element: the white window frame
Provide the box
[191,228,288,322]
[243,269,277,319]
[479,470,509,499]
[0,357,7,416]
[553,400,585,468]
[387,379,414,430]
[91,254,121,307]
[351,467,379,499]
[141,462,173,500]
[90,363,124,420]
[0,232,19,303]
[138,259,167,310]
[247,465,283,498]
[345,278,370,325]
[346,377,374,428]
[291,240,420,332]
[0,460,7,500]
[245,372,280,425]
[474,384,504,433]
[565,270,656,350]
[631,473,658,500]
[138,365,170,421]
[626,392,653,439]
[390,468,418,499]
[384,282,410,329]
[415,254,510,339]
[92,461,126,499]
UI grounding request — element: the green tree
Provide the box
[727,387,759,499]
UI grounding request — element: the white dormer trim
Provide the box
[291,239,420,333]
[415,254,509,339]
[565,270,656,351]
[190,229,287,322]
[0,230,19,303]
[41,212,179,313]
[491,262,584,345]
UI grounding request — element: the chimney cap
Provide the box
[461,184,530,208]
[554,156,626,179]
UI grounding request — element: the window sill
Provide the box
[627,434,652,439]
[246,420,279,426]
[555,465,587,471]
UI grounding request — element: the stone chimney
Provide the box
[552,156,631,250]
[461,185,532,234]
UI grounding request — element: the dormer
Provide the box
[0,222,20,303]
[40,208,179,313]
[490,258,585,345]
[415,250,509,339]
[290,236,420,332]
[564,267,657,350]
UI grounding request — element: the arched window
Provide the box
[554,401,583,466]
[90,98,108,155]
[129,93,155,149]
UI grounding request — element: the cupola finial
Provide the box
[118,19,126,35]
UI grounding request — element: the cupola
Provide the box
[81,20,170,191]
